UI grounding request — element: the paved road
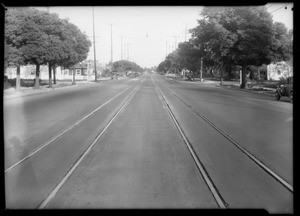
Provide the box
[4,74,293,212]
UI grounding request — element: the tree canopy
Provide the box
[5,7,91,88]
[157,6,292,88]
[112,60,143,73]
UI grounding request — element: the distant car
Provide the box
[128,72,140,77]
[184,73,194,81]
[275,77,293,103]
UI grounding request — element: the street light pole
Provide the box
[200,57,203,82]
[92,7,97,82]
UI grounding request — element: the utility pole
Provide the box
[185,23,187,41]
[126,43,130,60]
[121,35,123,60]
[166,41,168,58]
[174,35,178,50]
[92,7,97,82]
[109,23,115,63]
[200,57,203,82]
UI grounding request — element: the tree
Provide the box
[157,59,170,74]
[56,19,91,85]
[11,8,52,89]
[112,60,143,73]
[41,13,91,86]
[176,42,202,74]
[41,12,68,87]
[5,8,27,90]
[230,7,275,88]
[190,6,276,88]
[190,10,238,82]
[4,43,24,90]
[5,8,91,89]
[268,22,291,64]
[164,51,182,74]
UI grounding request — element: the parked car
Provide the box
[184,72,194,81]
[275,77,293,103]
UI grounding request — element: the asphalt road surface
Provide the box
[4,74,293,212]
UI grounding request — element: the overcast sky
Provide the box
[34,4,293,68]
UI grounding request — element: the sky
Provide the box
[34,4,293,68]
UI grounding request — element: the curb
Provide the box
[4,77,127,100]
[167,77,219,86]
[4,82,93,100]
[167,77,275,97]
[218,85,275,97]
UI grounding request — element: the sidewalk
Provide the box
[217,82,275,97]
[3,77,112,100]
[167,77,276,97]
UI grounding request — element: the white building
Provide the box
[267,61,293,81]
[4,61,104,81]
[5,65,70,80]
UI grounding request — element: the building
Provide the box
[4,60,104,81]
[68,63,88,80]
[267,59,293,81]
[5,65,50,80]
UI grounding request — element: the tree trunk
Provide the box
[34,64,40,89]
[249,69,254,80]
[220,69,223,85]
[16,65,21,90]
[53,67,56,84]
[48,63,53,88]
[227,63,232,81]
[240,64,247,89]
[72,69,76,85]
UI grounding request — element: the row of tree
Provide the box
[111,60,144,74]
[4,7,92,89]
[157,6,293,88]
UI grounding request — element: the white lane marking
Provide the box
[5,85,133,173]
[38,80,143,209]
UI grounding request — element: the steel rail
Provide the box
[38,78,143,209]
[151,75,228,209]
[5,80,138,173]
[153,75,293,193]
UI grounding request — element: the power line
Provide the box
[269,3,290,14]
[266,4,274,9]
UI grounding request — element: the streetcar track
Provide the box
[5,80,140,173]
[151,76,228,209]
[153,75,293,193]
[38,78,144,209]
